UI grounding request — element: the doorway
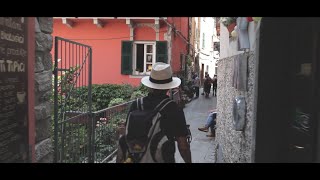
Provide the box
[255,18,320,162]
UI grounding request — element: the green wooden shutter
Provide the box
[121,41,133,75]
[156,41,168,63]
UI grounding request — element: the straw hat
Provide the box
[141,62,181,90]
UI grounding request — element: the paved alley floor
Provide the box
[175,90,217,163]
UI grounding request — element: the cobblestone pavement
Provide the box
[175,89,217,163]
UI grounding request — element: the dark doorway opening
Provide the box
[255,18,320,162]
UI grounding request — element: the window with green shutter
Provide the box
[121,41,133,75]
[156,41,168,63]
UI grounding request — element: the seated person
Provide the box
[198,109,217,137]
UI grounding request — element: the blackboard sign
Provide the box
[0,17,29,163]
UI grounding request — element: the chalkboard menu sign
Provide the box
[0,17,29,162]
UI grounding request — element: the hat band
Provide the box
[149,77,173,84]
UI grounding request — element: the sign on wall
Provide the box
[0,17,29,162]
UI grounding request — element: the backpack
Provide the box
[117,97,174,163]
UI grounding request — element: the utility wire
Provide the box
[69,30,168,41]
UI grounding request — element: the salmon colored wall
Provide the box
[167,17,189,73]
[53,19,166,87]
[134,26,155,41]
[168,17,189,38]
[159,25,166,41]
[134,25,166,41]
[180,18,189,40]
[171,35,187,73]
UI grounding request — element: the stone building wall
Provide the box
[215,51,258,163]
[34,17,53,163]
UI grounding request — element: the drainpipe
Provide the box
[187,17,190,54]
[160,17,194,52]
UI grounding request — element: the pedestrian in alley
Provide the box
[203,73,212,98]
[116,62,192,163]
[198,109,217,137]
[193,74,200,98]
[212,74,217,97]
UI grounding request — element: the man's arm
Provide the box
[176,136,192,163]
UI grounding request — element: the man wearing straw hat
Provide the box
[117,62,192,163]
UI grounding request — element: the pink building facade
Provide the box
[52,17,190,86]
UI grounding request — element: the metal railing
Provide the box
[92,90,181,163]
[53,37,93,163]
[53,86,182,163]
[92,100,134,163]
[97,90,182,162]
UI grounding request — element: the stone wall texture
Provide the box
[34,17,53,163]
[215,51,257,163]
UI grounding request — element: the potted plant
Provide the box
[252,17,262,22]
[221,17,237,37]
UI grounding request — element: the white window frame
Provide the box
[132,41,156,76]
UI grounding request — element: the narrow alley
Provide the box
[175,88,217,163]
[3,17,320,164]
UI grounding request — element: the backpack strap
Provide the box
[136,97,145,111]
[159,99,174,112]
[140,97,144,111]
[154,98,173,113]
[136,98,140,110]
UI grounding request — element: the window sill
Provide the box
[129,74,150,78]
[130,72,150,78]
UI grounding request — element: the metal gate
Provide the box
[53,37,93,163]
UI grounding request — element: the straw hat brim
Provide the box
[141,76,181,90]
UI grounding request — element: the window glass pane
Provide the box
[147,45,153,53]
[136,44,144,72]
[146,64,152,72]
[146,54,152,63]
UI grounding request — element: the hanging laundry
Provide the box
[237,17,250,51]
[232,53,248,91]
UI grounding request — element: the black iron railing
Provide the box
[91,100,134,163]
[53,37,93,163]
[53,35,182,163]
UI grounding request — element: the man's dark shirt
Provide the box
[126,92,188,162]
[128,92,188,140]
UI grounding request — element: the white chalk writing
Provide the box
[4,97,16,104]
[0,59,25,73]
[0,84,15,92]
[0,60,5,72]
[0,17,23,31]
[1,104,15,112]
[0,31,24,44]
[7,47,27,57]
[1,91,14,98]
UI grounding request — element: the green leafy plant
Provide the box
[221,17,237,27]
[135,83,149,95]
[62,83,135,111]
[186,55,192,67]
[130,90,147,99]
[108,98,125,107]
